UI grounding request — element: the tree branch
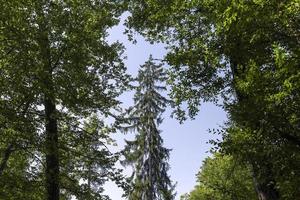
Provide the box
[0,144,14,176]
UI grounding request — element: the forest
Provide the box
[0,0,299,200]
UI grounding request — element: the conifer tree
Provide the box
[122,56,175,200]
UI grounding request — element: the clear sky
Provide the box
[104,17,227,199]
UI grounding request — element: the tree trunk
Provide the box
[45,97,59,200]
[36,2,60,197]
[37,22,60,200]
[251,163,279,200]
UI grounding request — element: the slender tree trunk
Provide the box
[44,96,59,200]
[37,17,60,200]
[0,144,13,176]
[42,53,60,200]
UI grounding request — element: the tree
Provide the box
[183,153,256,200]
[122,56,175,200]
[125,1,300,199]
[59,115,127,200]
[1,1,129,199]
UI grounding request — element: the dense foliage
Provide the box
[126,0,300,199]
[181,154,256,200]
[0,1,129,199]
[1,0,299,199]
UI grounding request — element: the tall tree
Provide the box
[125,1,299,199]
[122,56,175,200]
[0,0,129,199]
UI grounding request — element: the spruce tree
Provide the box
[122,56,175,200]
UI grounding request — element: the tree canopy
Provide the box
[0,0,299,199]
[126,0,300,199]
[1,1,129,199]
[182,153,256,200]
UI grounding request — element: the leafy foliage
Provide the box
[183,154,256,200]
[0,0,130,199]
[59,115,127,200]
[126,0,300,199]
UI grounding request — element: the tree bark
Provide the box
[44,96,59,200]
[37,21,60,200]
[251,163,279,200]
[36,2,60,198]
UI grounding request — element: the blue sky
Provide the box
[104,17,227,199]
